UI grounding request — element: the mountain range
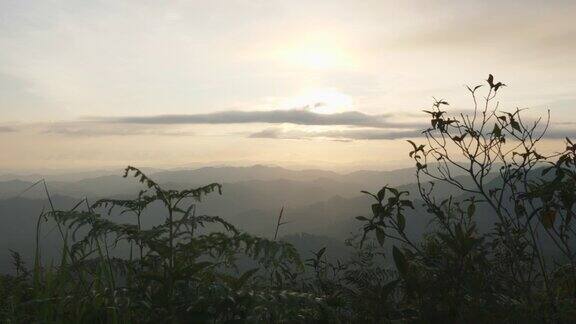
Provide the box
[0,164,479,273]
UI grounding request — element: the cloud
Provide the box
[249,128,284,139]
[546,129,576,140]
[249,126,576,142]
[0,126,17,133]
[42,122,194,137]
[93,108,426,129]
[37,106,576,142]
[249,127,422,141]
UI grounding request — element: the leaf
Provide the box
[183,261,213,276]
[397,213,406,231]
[377,187,387,202]
[494,82,506,92]
[515,203,526,217]
[361,190,378,200]
[372,203,383,217]
[510,120,521,132]
[235,268,259,289]
[541,209,556,229]
[407,140,418,157]
[316,247,326,259]
[492,124,501,138]
[392,246,408,276]
[541,167,552,176]
[487,74,494,88]
[467,203,476,218]
[452,134,467,142]
[356,215,370,221]
[376,227,386,246]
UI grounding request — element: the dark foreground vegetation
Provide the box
[1,75,575,323]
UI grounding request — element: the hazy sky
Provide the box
[1,0,575,172]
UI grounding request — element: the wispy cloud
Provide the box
[42,122,194,137]
[546,129,576,140]
[249,127,422,141]
[92,108,426,129]
[0,126,17,133]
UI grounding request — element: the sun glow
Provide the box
[290,47,343,69]
[278,39,353,70]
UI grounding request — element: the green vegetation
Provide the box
[0,75,575,323]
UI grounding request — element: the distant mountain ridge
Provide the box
[0,163,524,274]
[0,164,422,199]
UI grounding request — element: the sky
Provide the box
[1,0,575,172]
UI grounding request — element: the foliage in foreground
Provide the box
[0,75,575,323]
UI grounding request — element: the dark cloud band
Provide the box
[94,109,425,129]
[0,126,17,133]
[249,127,422,140]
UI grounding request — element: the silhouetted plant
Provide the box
[0,167,324,323]
[359,74,575,323]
